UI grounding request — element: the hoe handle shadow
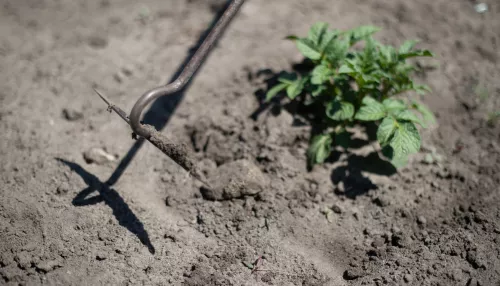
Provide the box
[55,158,156,254]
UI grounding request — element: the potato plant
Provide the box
[266,23,436,168]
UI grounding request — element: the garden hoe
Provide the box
[95,0,245,187]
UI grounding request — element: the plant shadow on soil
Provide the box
[57,1,235,254]
[251,61,397,198]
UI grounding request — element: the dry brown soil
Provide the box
[1,0,499,285]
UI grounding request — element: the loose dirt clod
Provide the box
[200,159,270,200]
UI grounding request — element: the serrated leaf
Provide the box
[265,82,288,102]
[311,65,333,85]
[363,36,377,62]
[378,44,398,66]
[323,38,349,65]
[354,96,386,121]
[383,98,406,112]
[377,117,397,146]
[296,38,321,60]
[399,50,434,60]
[411,100,436,125]
[286,77,307,99]
[307,134,333,166]
[389,121,421,159]
[346,26,381,46]
[308,22,328,46]
[319,30,339,51]
[399,40,419,54]
[326,100,354,121]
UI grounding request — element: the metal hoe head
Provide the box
[95,0,245,185]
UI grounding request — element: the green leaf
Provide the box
[378,44,398,66]
[394,110,426,127]
[286,77,307,99]
[265,82,288,102]
[309,84,327,97]
[389,121,421,160]
[411,100,436,125]
[399,50,434,60]
[354,96,386,121]
[383,98,406,112]
[319,30,339,51]
[414,84,431,95]
[345,26,381,45]
[363,36,378,62]
[277,72,298,84]
[242,261,254,270]
[326,100,355,121]
[307,134,333,166]
[377,117,397,146]
[399,40,419,54]
[296,38,321,60]
[311,65,333,84]
[308,22,328,46]
[285,35,299,41]
[323,38,349,65]
[338,64,355,74]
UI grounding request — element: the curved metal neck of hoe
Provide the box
[129,0,245,139]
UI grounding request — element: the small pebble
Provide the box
[343,269,366,280]
[331,204,342,214]
[404,274,413,283]
[83,147,116,165]
[417,216,427,225]
[62,108,83,121]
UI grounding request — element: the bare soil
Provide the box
[1,0,499,285]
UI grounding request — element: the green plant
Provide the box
[266,23,436,168]
[487,111,500,126]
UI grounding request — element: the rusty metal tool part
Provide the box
[95,0,245,185]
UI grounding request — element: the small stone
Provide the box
[372,196,390,207]
[417,216,427,225]
[83,147,116,165]
[403,274,413,283]
[56,182,70,195]
[96,253,107,261]
[165,196,177,207]
[331,204,342,214]
[62,108,83,121]
[343,269,366,280]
